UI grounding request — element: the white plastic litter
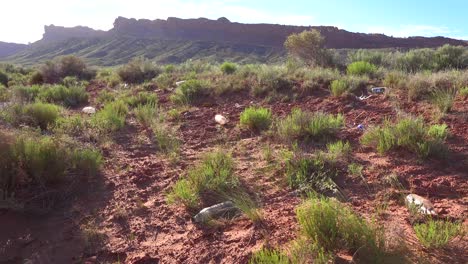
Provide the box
[176,80,186,87]
[215,114,228,125]
[193,201,239,223]
[82,106,96,114]
[406,194,437,215]
[235,103,242,108]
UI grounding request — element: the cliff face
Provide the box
[41,25,107,42]
[109,17,466,49]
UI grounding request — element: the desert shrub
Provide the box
[71,148,103,177]
[414,219,463,248]
[383,70,408,89]
[13,85,41,102]
[0,85,10,102]
[96,90,116,104]
[396,48,436,72]
[330,80,348,97]
[239,106,272,131]
[325,140,351,164]
[431,88,457,113]
[54,115,88,136]
[134,103,158,127]
[300,67,341,92]
[154,72,173,90]
[151,123,180,156]
[249,248,290,264]
[296,197,382,254]
[252,66,292,96]
[434,45,467,70]
[361,117,449,159]
[91,100,128,133]
[0,71,8,86]
[277,109,344,142]
[170,79,210,104]
[29,71,44,85]
[124,91,158,107]
[167,150,237,209]
[347,61,377,76]
[96,69,121,87]
[220,61,237,75]
[38,85,88,107]
[9,102,61,130]
[407,73,432,101]
[284,29,330,66]
[460,87,468,98]
[348,49,386,66]
[40,56,95,84]
[117,57,161,84]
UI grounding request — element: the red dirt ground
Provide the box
[0,88,466,263]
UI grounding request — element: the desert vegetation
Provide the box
[0,34,466,263]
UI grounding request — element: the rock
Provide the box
[214,114,228,125]
[371,87,386,94]
[175,80,186,87]
[406,194,437,215]
[234,103,242,108]
[82,106,96,114]
[193,201,239,223]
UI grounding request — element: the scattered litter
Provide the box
[215,114,228,125]
[406,194,437,215]
[359,95,372,100]
[175,80,186,87]
[82,106,96,114]
[357,124,364,130]
[234,103,242,108]
[193,201,239,223]
[371,87,386,94]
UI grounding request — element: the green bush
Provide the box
[361,117,449,159]
[239,106,272,131]
[0,85,10,102]
[13,85,41,102]
[347,61,377,76]
[300,67,341,92]
[277,109,344,142]
[170,79,210,105]
[40,56,95,84]
[0,71,8,86]
[91,100,128,133]
[21,102,61,130]
[38,85,89,107]
[54,115,88,136]
[296,197,382,253]
[330,80,348,97]
[414,219,463,248]
[431,89,457,113]
[220,62,237,75]
[117,57,161,84]
[325,140,351,164]
[154,72,173,90]
[71,148,103,177]
[249,248,290,264]
[167,150,237,209]
[124,91,158,107]
[383,71,408,89]
[135,103,158,127]
[252,66,291,96]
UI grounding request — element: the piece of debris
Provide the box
[406,194,437,215]
[371,87,386,94]
[82,106,96,114]
[357,124,364,130]
[215,114,228,125]
[359,95,372,100]
[175,80,186,87]
[234,103,242,108]
[193,201,239,223]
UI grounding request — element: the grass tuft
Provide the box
[240,106,272,131]
[414,219,463,248]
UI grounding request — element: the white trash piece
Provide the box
[82,106,96,114]
[371,87,386,94]
[175,80,186,87]
[234,103,242,108]
[193,201,239,223]
[406,194,437,215]
[215,114,228,125]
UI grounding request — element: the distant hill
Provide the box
[2,17,467,66]
[0,41,27,58]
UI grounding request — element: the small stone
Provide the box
[82,106,96,114]
[214,114,228,125]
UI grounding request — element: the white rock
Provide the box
[234,103,242,108]
[406,194,437,215]
[82,106,96,114]
[215,114,228,125]
[193,201,238,223]
[175,80,186,87]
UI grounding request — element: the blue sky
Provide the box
[1,0,467,43]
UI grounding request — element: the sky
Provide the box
[1,0,467,44]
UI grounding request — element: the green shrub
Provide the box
[460,87,468,98]
[91,100,128,133]
[277,109,344,142]
[152,124,180,154]
[38,85,89,107]
[347,61,377,76]
[124,92,158,107]
[13,85,41,102]
[19,102,61,130]
[154,72,173,90]
[252,66,291,96]
[325,140,351,163]
[383,71,408,89]
[135,103,158,127]
[117,57,161,84]
[431,89,457,113]
[170,79,210,105]
[167,150,237,209]
[296,197,382,253]
[249,248,290,264]
[239,106,272,131]
[0,85,10,102]
[40,56,95,84]
[96,90,116,104]
[414,219,463,248]
[54,115,88,136]
[220,62,237,75]
[361,117,449,159]
[300,67,341,92]
[0,71,8,86]
[71,148,103,177]
[330,79,348,97]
